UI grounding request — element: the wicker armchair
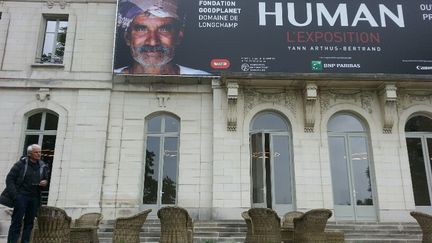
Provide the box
[241,211,252,243]
[157,206,194,243]
[293,208,344,243]
[112,209,152,243]
[33,206,72,243]
[410,211,432,243]
[281,211,304,242]
[247,208,281,243]
[71,212,103,243]
[282,211,304,228]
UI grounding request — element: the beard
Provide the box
[130,45,175,68]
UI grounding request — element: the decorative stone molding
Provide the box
[59,0,67,9]
[46,0,67,9]
[211,78,222,89]
[397,89,432,112]
[360,93,373,114]
[46,0,55,8]
[227,82,239,131]
[36,88,50,102]
[380,84,397,134]
[304,83,317,133]
[244,89,297,115]
[156,93,170,108]
[320,89,374,114]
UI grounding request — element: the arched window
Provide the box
[249,111,294,214]
[327,113,376,221]
[405,115,432,212]
[143,114,180,206]
[23,110,58,205]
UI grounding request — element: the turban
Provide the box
[117,0,181,30]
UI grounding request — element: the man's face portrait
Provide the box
[125,13,184,68]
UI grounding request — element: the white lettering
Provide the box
[259,2,283,26]
[316,3,348,26]
[258,2,405,27]
[352,4,379,27]
[379,4,404,27]
[287,2,312,26]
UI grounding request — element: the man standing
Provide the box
[3,144,49,243]
[115,0,211,75]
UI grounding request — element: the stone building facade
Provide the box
[1,0,432,232]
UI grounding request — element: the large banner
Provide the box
[114,0,432,76]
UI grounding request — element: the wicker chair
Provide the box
[247,208,281,243]
[293,208,344,243]
[281,211,304,242]
[157,206,194,243]
[71,212,103,243]
[33,206,72,243]
[241,211,252,243]
[282,211,304,228]
[112,209,151,243]
[410,211,432,243]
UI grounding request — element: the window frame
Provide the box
[142,113,181,207]
[35,14,68,64]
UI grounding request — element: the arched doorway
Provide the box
[249,111,294,214]
[405,115,432,214]
[23,110,58,205]
[327,113,377,221]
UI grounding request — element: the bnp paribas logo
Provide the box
[311,61,322,71]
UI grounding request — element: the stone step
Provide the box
[0,221,423,243]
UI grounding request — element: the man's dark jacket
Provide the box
[0,157,49,207]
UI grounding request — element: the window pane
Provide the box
[27,113,42,130]
[43,33,55,55]
[41,19,67,64]
[161,137,178,204]
[273,135,292,204]
[252,113,288,131]
[147,116,162,133]
[165,116,179,133]
[143,137,160,204]
[59,21,68,32]
[42,135,56,162]
[407,138,431,205]
[328,114,365,132]
[251,133,265,204]
[46,20,57,32]
[405,116,432,132]
[350,136,373,206]
[44,113,58,130]
[23,135,40,156]
[329,136,351,205]
[41,135,56,205]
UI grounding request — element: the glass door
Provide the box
[250,132,293,214]
[329,134,376,221]
[406,135,432,214]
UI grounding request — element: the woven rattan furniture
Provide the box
[247,208,281,243]
[112,209,151,243]
[410,211,432,243]
[33,206,72,243]
[282,211,304,228]
[70,212,103,243]
[157,206,194,243]
[281,211,304,242]
[241,211,252,243]
[293,208,344,243]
